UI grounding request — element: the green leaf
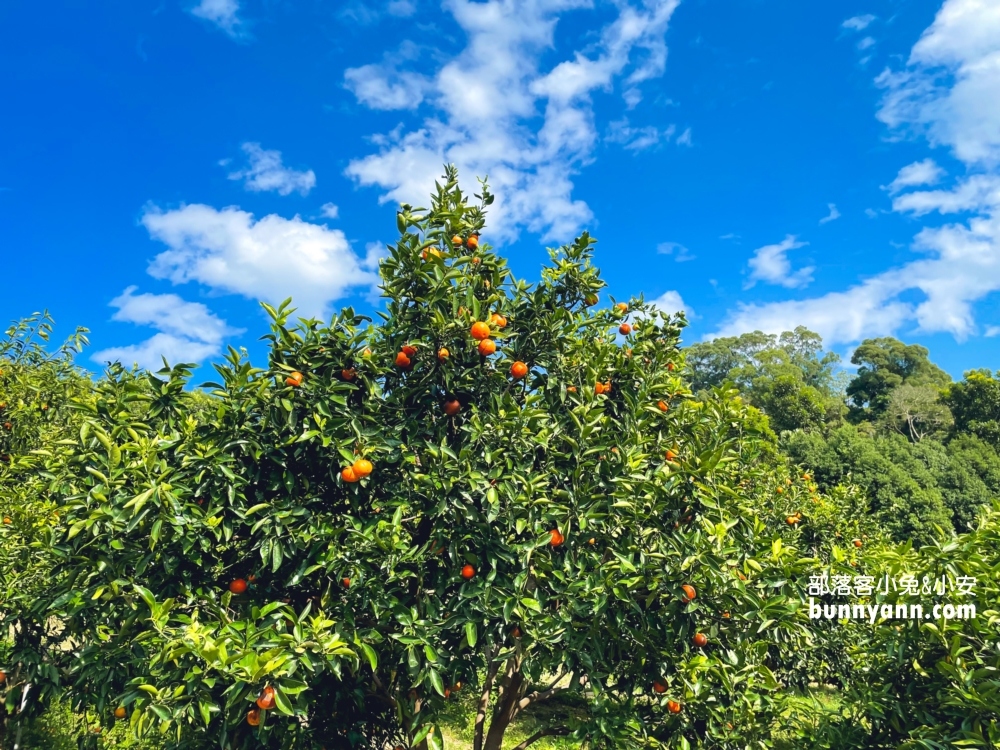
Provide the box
[465,621,477,648]
[428,668,445,697]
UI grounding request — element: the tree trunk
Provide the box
[482,666,525,750]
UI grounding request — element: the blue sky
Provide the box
[2,0,999,381]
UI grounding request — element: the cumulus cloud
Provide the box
[745,235,813,289]
[876,0,1000,167]
[843,14,876,31]
[649,290,692,318]
[884,158,947,194]
[342,0,682,244]
[141,204,379,320]
[226,143,316,196]
[711,0,1000,347]
[320,202,340,219]
[190,0,246,39]
[92,287,243,370]
[819,203,841,225]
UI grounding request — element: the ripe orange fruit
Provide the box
[248,574,256,582]
[452,682,462,691]
[461,564,476,579]
[490,313,507,328]
[470,322,491,340]
[692,633,708,648]
[658,400,668,411]
[619,323,632,335]
[444,687,451,698]
[247,708,261,726]
[667,700,682,714]
[853,539,862,548]
[341,466,359,483]
[512,626,522,638]
[341,368,356,381]
[452,235,463,246]
[776,487,784,494]
[114,707,126,719]
[478,339,496,356]
[595,383,604,395]
[588,537,596,545]
[437,348,450,361]
[802,473,811,481]
[229,579,247,594]
[510,361,528,379]
[467,235,479,249]
[667,362,676,371]
[652,681,667,694]
[93,727,102,734]
[722,611,730,618]
[353,459,373,477]
[665,449,677,462]
[286,371,304,387]
[2,517,10,525]
[0,671,6,683]
[471,257,481,264]
[342,577,351,588]
[394,352,411,368]
[602,381,611,394]
[444,398,461,416]
[550,529,564,546]
[615,303,628,313]
[786,516,798,525]
[585,293,598,306]
[256,686,276,710]
[681,584,696,602]
[362,348,372,359]
[402,344,418,357]
[3,423,10,430]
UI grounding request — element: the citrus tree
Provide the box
[11,168,831,749]
[0,313,91,746]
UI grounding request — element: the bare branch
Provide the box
[512,726,570,750]
[516,669,573,713]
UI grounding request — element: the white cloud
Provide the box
[656,241,694,261]
[891,173,1000,215]
[986,325,1000,337]
[141,204,379,320]
[190,0,246,39]
[226,143,316,196]
[884,158,946,193]
[92,287,243,370]
[712,0,1000,347]
[342,0,682,244]
[865,208,879,218]
[606,118,674,151]
[321,202,340,219]
[745,235,813,289]
[876,0,1000,167]
[649,290,692,318]
[843,14,876,31]
[857,36,876,51]
[676,127,692,146]
[387,0,417,16]
[819,203,841,225]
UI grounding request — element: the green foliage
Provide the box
[1,168,827,750]
[782,425,954,544]
[685,327,845,432]
[846,337,951,420]
[941,368,1000,446]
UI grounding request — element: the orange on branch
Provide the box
[510,361,528,379]
[341,466,359,483]
[461,564,476,579]
[470,322,491,340]
[478,338,496,356]
[229,579,247,595]
[444,398,461,416]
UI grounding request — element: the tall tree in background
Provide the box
[941,369,1000,447]
[846,338,951,421]
[685,327,845,432]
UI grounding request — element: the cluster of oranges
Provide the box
[341,457,374,484]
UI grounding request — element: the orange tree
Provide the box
[15,168,826,749]
[0,313,91,745]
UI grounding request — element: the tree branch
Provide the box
[516,669,572,713]
[474,644,501,750]
[512,726,570,750]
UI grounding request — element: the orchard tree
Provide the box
[7,168,829,749]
